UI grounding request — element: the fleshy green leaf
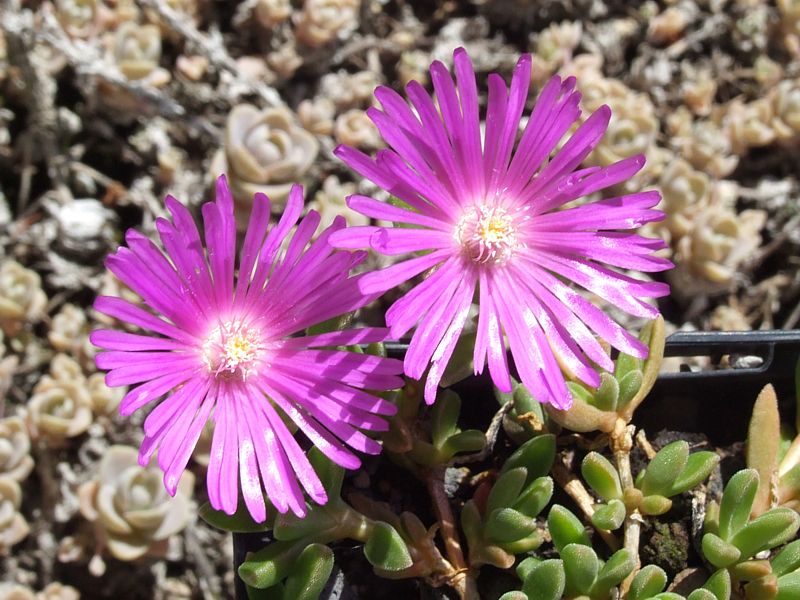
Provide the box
[687,590,717,600]
[771,539,800,577]
[590,499,626,531]
[499,593,528,600]
[443,429,486,456]
[702,533,742,568]
[522,559,566,600]
[591,548,636,597]
[743,574,778,599]
[306,312,354,335]
[582,452,623,501]
[562,543,600,596]
[199,501,272,533]
[629,565,668,600]
[502,434,557,483]
[640,494,673,516]
[488,468,528,514]
[486,508,538,544]
[669,452,720,496]
[363,522,413,571]
[718,469,759,541]
[547,505,591,552]
[517,557,542,581]
[282,543,334,600]
[777,571,800,600]
[617,369,644,409]
[639,441,690,497]
[703,568,731,600]
[747,384,781,518]
[274,504,338,542]
[431,390,461,449]
[307,447,344,499]
[730,507,800,559]
[729,559,772,582]
[651,594,685,600]
[239,540,299,589]
[512,476,554,518]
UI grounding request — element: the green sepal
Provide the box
[590,499,626,531]
[703,568,731,600]
[639,441,689,497]
[617,369,644,409]
[777,571,800,600]
[501,434,556,483]
[561,543,600,596]
[702,533,741,568]
[363,522,413,571]
[547,504,591,552]
[512,476,554,518]
[199,501,273,533]
[486,508,538,544]
[629,565,668,600]
[640,494,673,516]
[593,373,620,411]
[488,468,528,514]
[522,559,566,600]
[730,507,800,559]
[669,451,720,496]
[430,390,461,448]
[281,543,334,600]
[718,469,759,541]
[771,539,800,577]
[582,452,623,501]
[687,590,717,600]
[307,447,344,499]
[590,548,636,597]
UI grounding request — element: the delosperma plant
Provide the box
[91,50,800,599]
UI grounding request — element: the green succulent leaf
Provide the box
[640,494,673,516]
[718,469,759,541]
[239,540,299,589]
[498,593,528,600]
[651,594,685,600]
[703,568,731,600]
[687,590,717,600]
[486,508,538,544]
[522,559,566,600]
[669,451,720,496]
[363,522,413,571]
[590,499,626,531]
[591,548,636,597]
[461,499,483,544]
[771,539,800,577]
[547,505,591,552]
[489,468,528,514]
[582,452,623,501]
[199,501,272,533]
[730,507,800,559]
[702,533,742,569]
[501,531,545,554]
[282,543,334,600]
[729,559,772,582]
[561,543,600,596]
[639,441,690,497]
[743,574,778,599]
[439,328,476,389]
[306,312,354,335]
[430,390,461,449]
[502,434,557,483]
[777,571,800,600]
[512,476,554,518]
[614,350,643,382]
[746,385,781,517]
[512,379,544,422]
[629,565,668,600]
[517,556,542,581]
[443,429,486,456]
[593,373,620,411]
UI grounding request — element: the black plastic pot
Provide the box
[233,329,800,599]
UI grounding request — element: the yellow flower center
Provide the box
[455,205,521,265]
[203,320,264,380]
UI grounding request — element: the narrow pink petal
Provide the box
[345,195,450,230]
[358,249,450,295]
[370,227,453,255]
[118,369,198,415]
[90,330,188,352]
[93,296,197,345]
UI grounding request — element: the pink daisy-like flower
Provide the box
[331,49,672,408]
[91,176,403,522]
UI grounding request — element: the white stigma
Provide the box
[203,320,264,381]
[455,205,521,265]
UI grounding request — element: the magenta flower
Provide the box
[331,49,671,408]
[91,176,403,522]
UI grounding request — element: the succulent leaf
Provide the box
[307,447,344,499]
[639,441,690,497]
[582,452,623,501]
[199,501,271,533]
[486,508,538,544]
[591,548,636,597]
[629,565,668,600]
[430,390,461,448]
[239,540,299,589]
[771,539,800,577]
[703,568,732,600]
[561,543,600,596]
[281,543,334,600]
[488,468,528,514]
[512,476,554,518]
[501,434,557,483]
[364,522,413,571]
[730,508,800,559]
[547,505,591,552]
[718,469,759,541]
[590,499,626,531]
[702,533,742,568]
[776,571,800,600]
[746,384,781,517]
[669,452,720,496]
[640,494,673,516]
[522,559,566,600]
[687,590,717,600]
[593,373,620,411]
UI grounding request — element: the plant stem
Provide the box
[551,460,620,551]
[423,466,479,600]
[611,420,641,597]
